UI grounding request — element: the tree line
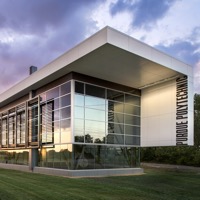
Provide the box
[141,94,200,166]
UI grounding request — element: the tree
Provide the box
[194,94,200,147]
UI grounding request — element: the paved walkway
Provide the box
[141,162,200,172]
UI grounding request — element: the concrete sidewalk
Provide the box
[141,162,200,172]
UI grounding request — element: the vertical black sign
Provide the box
[176,76,188,146]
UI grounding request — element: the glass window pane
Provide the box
[53,121,60,144]
[107,101,123,113]
[84,133,105,144]
[125,115,140,126]
[107,123,124,134]
[125,125,140,136]
[75,81,84,94]
[60,94,71,107]
[85,96,105,110]
[75,107,84,119]
[86,84,105,98]
[125,136,140,145]
[40,93,46,102]
[124,104,140,115]
[60,82,71,95]
[125,94,140,106]
[75,94,84,106]
[53,98,59,110]
[85,108,105,121]
[85,120,105,133]
[74,119,84,132]
[60,119,71,143]
[108,112,124,124]
[53,110,60,121]
[106,134,124,144]
[46,87,59,101]
[107,89,124,102]
[60,107,71,119]
[74,133,84,143]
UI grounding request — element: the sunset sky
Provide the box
[0,0,199,94]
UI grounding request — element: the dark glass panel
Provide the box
[125,136,140,145]
[125,94,140,106]
[75,81,84,94]
[125,115,140,126]
[106,134,124,144]
[125,125,140,136]
[124,104,140,115]
[86,84,105,98]
[74,133,84,143]
[107,89,124,102]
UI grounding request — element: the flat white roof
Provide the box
[0,26,192,106]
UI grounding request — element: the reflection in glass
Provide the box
[60,119,71,143]
[60,94,71,108]
[125,125,140,136]
[124,104,140,115]
[74,119,84,132]
[125,115,140,126]
[53,98,59,110]
[85,108,105,121]
[0,150,29,165]
[107,101,123,113]
[85,120,105,133]
[108,112,124,124]
[125,136,140,145]
[125,94,140,106]
[75,107,84,119]
[85,96,105,110]
[107,123,124,134]
[46,87,59,101]
[60,82,71,95]
[75,94,84,106]
[53,110,60,121]
[106,134,124,144]
[60,107,71,119]
[107,89,124,102]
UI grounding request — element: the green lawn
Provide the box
[0,167,200,200]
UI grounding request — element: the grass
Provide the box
[0,167,200,200]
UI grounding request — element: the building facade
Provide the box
[0,27,193,176]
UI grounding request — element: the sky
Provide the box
[0,0,200,94]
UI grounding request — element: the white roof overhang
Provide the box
[0,27,191,107]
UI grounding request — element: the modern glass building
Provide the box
[0,27,193,177]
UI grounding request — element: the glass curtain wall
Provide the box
[74,81,141,146]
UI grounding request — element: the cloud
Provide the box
[0,0,101,94]
[110,0,176,29]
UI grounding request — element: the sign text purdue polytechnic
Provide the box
[176,76,188,146]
